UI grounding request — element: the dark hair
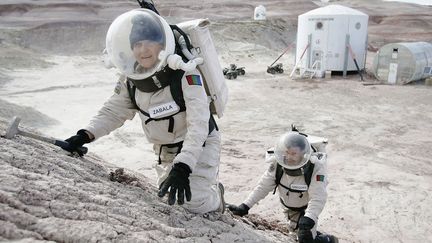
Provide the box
[286,134,306,151]
[129,14,164,49]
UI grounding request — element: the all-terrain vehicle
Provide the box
[223,64,246,79]
[225,71,237,79]
[267,63,284,74]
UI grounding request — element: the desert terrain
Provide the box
[1,1,432,242]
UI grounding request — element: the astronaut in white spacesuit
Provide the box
[63,9,224,214]
[227,131,338,243]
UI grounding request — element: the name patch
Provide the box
[149,101,180,119]
[290,184,308,191]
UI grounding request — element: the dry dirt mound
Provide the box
[0,120,292,242]
[0,99,58,129]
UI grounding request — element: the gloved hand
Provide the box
[227,203,250,216]
[64,129,92,156]
[298,216,315,243]
[158,162,192,205]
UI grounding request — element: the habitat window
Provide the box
[392,48,399,59]
[316,22,323,30]
[355,22,361,30]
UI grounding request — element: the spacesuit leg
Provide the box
[154,130,222,214]
[154,145,180,186]
[184,130,222,213]
[283,208,317,238]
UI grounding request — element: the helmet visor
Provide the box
[106,9,167,79]
[274,132,311,170]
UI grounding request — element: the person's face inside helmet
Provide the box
[132,40,163,69]
[284,146,303,166]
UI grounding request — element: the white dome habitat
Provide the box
[295,5,368,75]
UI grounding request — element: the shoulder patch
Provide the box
[268,162,276,172]
[316,175,325,182]
[114,81,122,95]
[186,75,202,86]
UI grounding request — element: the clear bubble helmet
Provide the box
[105,9,175,79]
[274,132,312,170]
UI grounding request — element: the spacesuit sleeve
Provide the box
[173,70,209,171]
[304,154,328,223]
[243,161,278,208]
[84,75,137,139]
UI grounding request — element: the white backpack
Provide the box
[174,19,229,118]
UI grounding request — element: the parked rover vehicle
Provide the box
[267,63,284,74]
[223,64,245,79]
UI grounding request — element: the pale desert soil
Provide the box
[1,1,431,242]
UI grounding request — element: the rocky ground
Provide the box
[1,1,432,242]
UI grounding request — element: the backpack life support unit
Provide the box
[175,19,228,118]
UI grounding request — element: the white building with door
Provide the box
[294,5,368,77]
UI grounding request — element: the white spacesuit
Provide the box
[65,9,224,214]
[227,132,338,243]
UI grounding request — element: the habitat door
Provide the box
[388,63,398,84]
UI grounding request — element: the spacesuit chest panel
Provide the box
[278,174,309,208]
[133,85,187,142]
[135,86,182,119]
[149,101,180,118]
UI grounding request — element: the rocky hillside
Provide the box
[0,120,292,242]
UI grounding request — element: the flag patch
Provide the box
[316,175,325,182]
[186,75,202,86]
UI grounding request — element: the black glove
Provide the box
[158,162,191,205]
[227,203,250,216]
[298,216,315,243]
[64,129,92,156]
